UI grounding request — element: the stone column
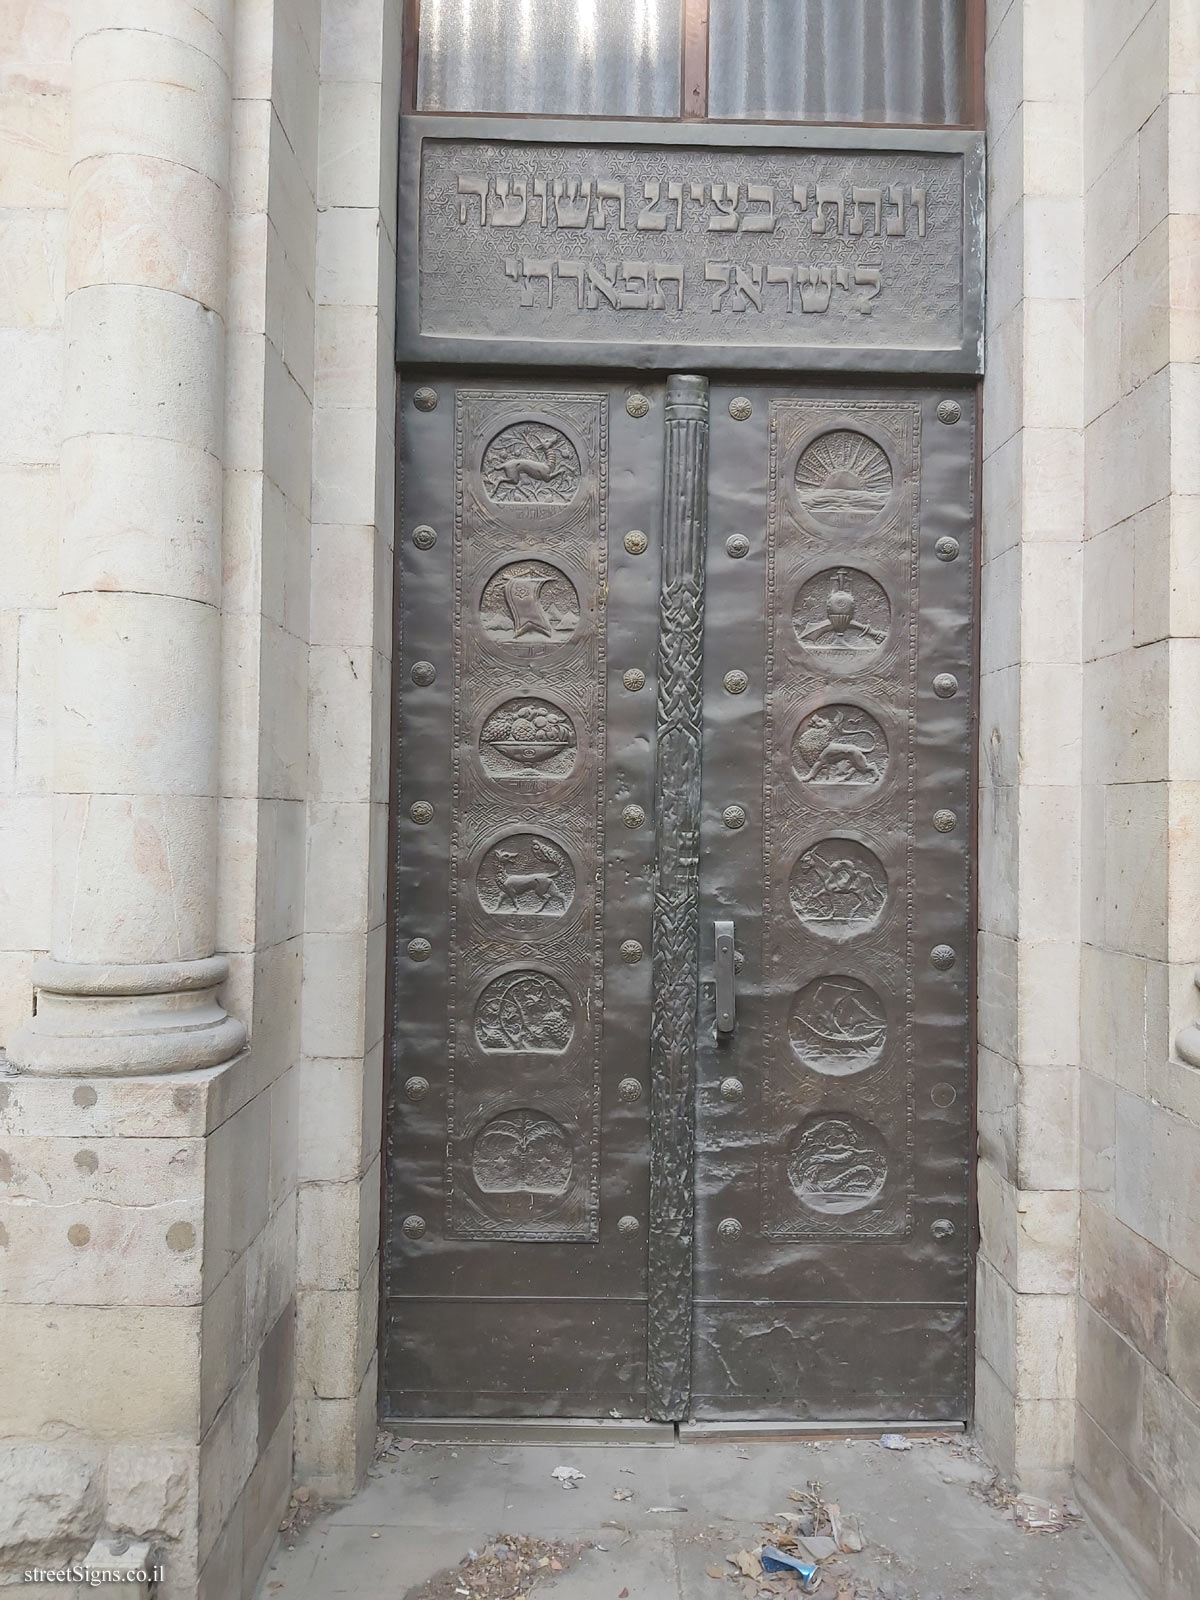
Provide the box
[9,0,244,1075]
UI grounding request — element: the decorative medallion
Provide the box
[481,422,581,505]
[720,1077,745,1102]
[623,668,646,692]
[475,971,575,1053]
[936,399,962,426]
[407,938,432,962]
[931,1082,957,1108]
[933,673,959,698]
[789,839,888,938]
[618,1214,641,1236]
[480,560,580,643]
[626,393,651,418]
[932,1218,956,1239]
[472,1109,572,1195]
[726,534,750,559]
[622,803,646,829]
[620,939,644,964]
[930,944,957,971]
[717,1217,743,1241]
[401,1213,428,1238]
[794,429,894,533]
[624,528,648,555]
[792,706,886,791]
[789,976,888,1076]
[476,833,575,918]
[723,670,749,695]
[935,536,960,562]
[618,1078,643,1104]
[932,809,957,833]
[479,697,578,779]
[410,661,437,686]
[412,387,438,412]
[412,524,438,549]
[409,801,434,825]
[788,1114,888,1214]
[722,805,747,830]
[729,396,753,421]
[403,1076,430,1102]
[793,568,892,663]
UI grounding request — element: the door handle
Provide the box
[714,920,736,1034]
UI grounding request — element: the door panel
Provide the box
[693,385,975,1419]
[385,376,664,1418]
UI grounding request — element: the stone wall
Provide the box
[1074,0,1200,1594]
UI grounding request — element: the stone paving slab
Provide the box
[256,1436,1141,1600]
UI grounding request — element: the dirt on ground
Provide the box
[401,1533,585,1600]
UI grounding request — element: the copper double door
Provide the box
[385,373,975,1424]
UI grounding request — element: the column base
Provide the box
[8,957,246,1076]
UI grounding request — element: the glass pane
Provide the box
[708,0,967,126]
[417,0,683,118]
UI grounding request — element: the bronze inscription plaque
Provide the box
[399,118,984,374]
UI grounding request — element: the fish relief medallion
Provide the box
[479,419,583,521]
[789,838,888,940]
[479,697,578,781]
[475,833,576,920]
[788,1114,889,1214]
[791,427,897,537]
[793,567,893,671]
[791,704,888,799]
[479,559,581,647]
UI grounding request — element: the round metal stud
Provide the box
[622,803,646,829]
[931,1083,957,1108]
[623,668,646,692]
[933,673,959,699]
[937,399,963,426]
[726,534,750,560]
[935,536,960,563]
[618,1215,641,1236]
[722,805,747,831]
[618,1077,644,1104]
[932,1218,956,1240]
[723,670,749,695]
[411,660,437,687]
[407,938,432,963]
[729,396,753,421]
[930,944,957,971]
[626,393,651,419]
[402,1214,427,1239]
[404,1076,430,1102]
[932,809,957,834]
[409,801,434,825]
[717,1217,743,1242]
[412,387,438,412]
[624,529,649,555]
[720,1077,745,1103]
[412,525,438,550]
[620,939,644,965]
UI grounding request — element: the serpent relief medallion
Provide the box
[788,1114,888,1214]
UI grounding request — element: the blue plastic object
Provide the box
[760,1544,822,1591]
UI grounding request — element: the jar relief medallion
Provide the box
[794,429,894,533]
[480,560,580,645]
[789,975,888,1076]
[792,705,886,791]
[479,697,578,779]
[789,839,888,938]
[475,971,575,1054]
[793,568,892,664]
[481,421,581,507]
[788,1114,888,1214]
[476,834,575,918]
[472,1109,573,1196]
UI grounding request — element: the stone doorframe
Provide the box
[7,1,1199,1597]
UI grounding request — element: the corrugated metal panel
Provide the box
[417,0,683,117]
[708,0,967,126]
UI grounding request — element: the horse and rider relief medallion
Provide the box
[789,838,888,938]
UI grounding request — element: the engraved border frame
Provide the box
[396,115,985,375]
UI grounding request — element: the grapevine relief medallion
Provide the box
[482,421,581,505]
[475,971,575,1054]
[480,560,580,643]
[793,568,891,662]
[789,840,888,937]
[476,834,575,917]
[789,975,888,1075]
[472,1110,573,1196]
[794,429,894,532]
[792,706,886,790]
[788,1114,888,1214]
[479,697,578,778]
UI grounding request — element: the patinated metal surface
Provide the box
[693,385,975,1419]
[397,117,985,374]
[646,376,710,1422]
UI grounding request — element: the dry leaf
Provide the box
[707,1565,725,1580]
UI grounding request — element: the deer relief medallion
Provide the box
[482,421,581,506]
[789,839,888,939]
[788,1114,888,1214]
[479,698,578,779]
[477,834,575,919]
[793,568,892,665]
[789,975,888,1076]
[793,429,894,533]
[480,560,580,644]
[475,971,575,1054]
[792,705,887,793]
